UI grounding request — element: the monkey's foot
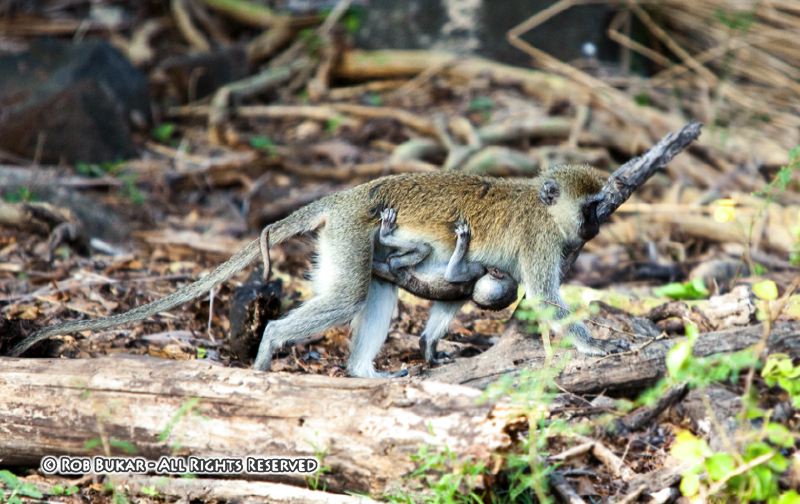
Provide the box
[420,337,454,366]
[427,351,454,366]
[348,366,408,379]
[377,368,409,378]
[380,208,397,233]
[576,338,631,357]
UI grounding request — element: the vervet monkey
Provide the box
[9,166,629,378]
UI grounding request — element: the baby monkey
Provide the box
[372,207,518,364]
[373,208,518,311]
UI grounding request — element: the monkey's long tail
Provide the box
[7,200,328,357]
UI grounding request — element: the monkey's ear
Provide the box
[578,193,604,241]
[538,179,560,206]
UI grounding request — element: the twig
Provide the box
[550,442,594,461]
[615,384,688,432]
[573,435,635,480]
[613,484,647,504]
[260,228,271,282]
[550,472,587,504]
[171,0,210,51]
[198,0,293,28]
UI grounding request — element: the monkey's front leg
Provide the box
[378,208,432,271]
[524,262,629,356]
[444,221,487,282]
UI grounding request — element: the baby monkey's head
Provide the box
[537,164,607,244]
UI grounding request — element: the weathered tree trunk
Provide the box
[0,356,509,496]
[425,322,800,392]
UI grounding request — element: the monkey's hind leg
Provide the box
[347,279,404,378]
[253,226,373,371]
[419,300,464,365]
[444,221,486,282]
[378,208,432,271]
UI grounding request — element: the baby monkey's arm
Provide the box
[443,221,487,283]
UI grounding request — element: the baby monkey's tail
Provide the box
[8,200,328,357]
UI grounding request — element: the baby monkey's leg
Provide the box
[444,221,487,282]
[378,208,432,270]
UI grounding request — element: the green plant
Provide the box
[325,116,344,133]
[654,278,709,300]
[754,146,800,266]
[305,437,332,492]
[342,6,366,35]
[50,484,79,496]
[654,318,799,503]
[762,354,800,408]
[467,96,494,122]
[0,470,43,504]
[2,187,36,203]
[83,437,138,454]
[75,161,145,204]
[249,135,278,158]
[489,301,582,502]
[159,397,201,444]
[151,122,177,143]
[405,444,486,504]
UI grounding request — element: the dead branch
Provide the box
[424,321,800,393]
[594,121,703,224]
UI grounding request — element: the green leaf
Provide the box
[467,96,494,113]
[249,135,277,156]
[140,486,159,497]
[775,490,800,504]
[679,472,701,497]
[666,340,693,377]
[748,464,777,501]
[84,438,102,450]
[151,123,176,143]
[705,453,736,481]
[109,438,138,454]
[753,280,779,301]
[671,430,711,463]
[0,470,20,488]
[765,422,794,448]
[655,279,709,300]
[18,483,43,499]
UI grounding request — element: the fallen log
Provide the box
[0,356,509,496]
[425,321,800,392]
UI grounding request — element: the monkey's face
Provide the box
[541,165,606,244]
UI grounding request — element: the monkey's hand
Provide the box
[568,322,630,356]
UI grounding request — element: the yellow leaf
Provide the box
[753,280,779,301]
[711,198,737,223]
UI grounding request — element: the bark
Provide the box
[122,475,377,503]
[0,355,509,496]
[424,322,800,393]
